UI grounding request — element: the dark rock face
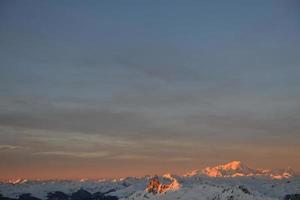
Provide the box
[47,191,69,200]
[0,194,17,200]
[70,190,118,200]
[18,194,41,200]
[104,197,118,200]
[284,194,300,200]
[93,195,118,200]
[91,192,104,200]
[71,189,92,200]
[238,185,251,195]
[0,190,118,200]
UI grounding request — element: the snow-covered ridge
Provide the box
[1,161,299,200]
[184,161,295,179]
[8,179,28,185]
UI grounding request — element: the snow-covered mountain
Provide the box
[1,161,299,200]
[145,174,181,194]
[185,161,295,179]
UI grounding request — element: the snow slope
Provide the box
[185,161,295,179]
[1,161,299,200]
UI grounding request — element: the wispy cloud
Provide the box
[109,154,155,161]
[167,157,196,162]
[0,144,19,151]
[0,144,27,151]
[33,151,110,158]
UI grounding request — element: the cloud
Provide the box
[109,154,154,161]
[0,144,20,151]
[33,151,110,158]
[167,157,196,162]
[0,99,160,137]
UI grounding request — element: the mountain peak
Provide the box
[220,161,245,170]
[202,160,251,177]
[185,161,294,179]
[146,175,181,194]
[8,179,28,185]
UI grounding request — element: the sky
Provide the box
[0,0,300,180]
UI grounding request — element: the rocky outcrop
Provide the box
[146,177,161,194]
[146,175,181,194]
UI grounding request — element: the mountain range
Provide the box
[1,161,299,200]
[185,160,295,179]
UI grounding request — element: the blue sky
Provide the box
[0,0,300,179]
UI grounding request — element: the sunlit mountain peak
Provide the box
[8,179,28,185]
[184,160,295,179]
[162,173,175,180]
[146,174,181,194]
[221,160,245,170]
